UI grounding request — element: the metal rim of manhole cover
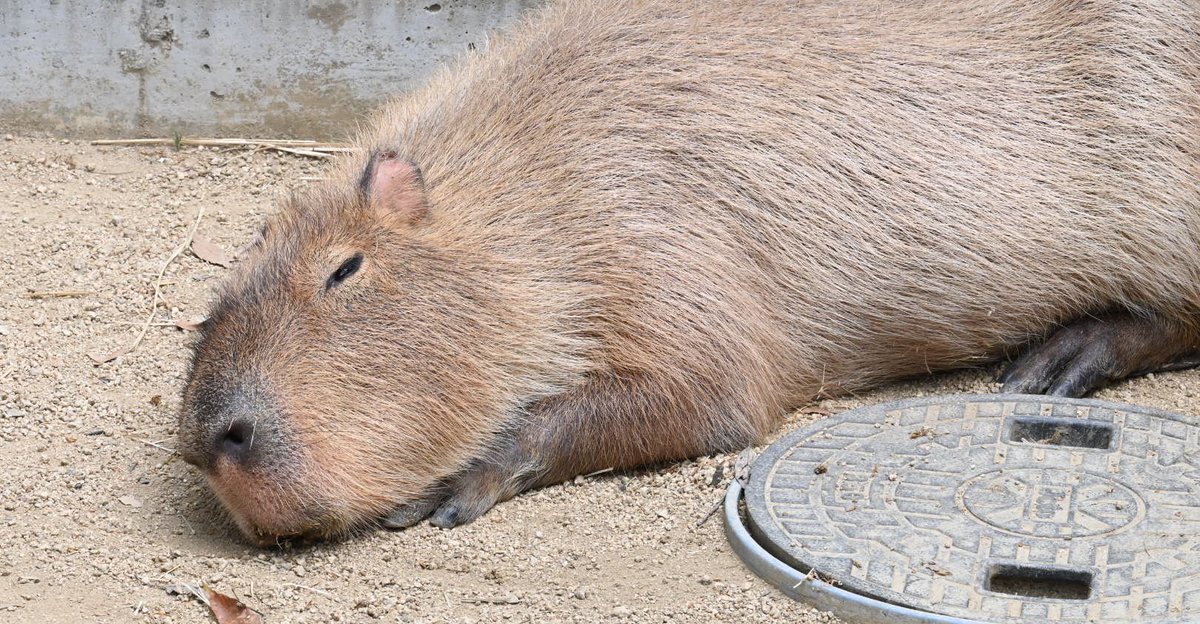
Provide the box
[724,394,1200,624]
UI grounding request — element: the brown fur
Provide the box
[178,0,1200,542]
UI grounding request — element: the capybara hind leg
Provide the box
[427,371,763,528]
[1000,312,1200,397]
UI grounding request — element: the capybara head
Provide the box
[177,152,566,543]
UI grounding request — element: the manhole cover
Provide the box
[730,394,1200,623]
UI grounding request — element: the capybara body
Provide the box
[179,0,1200,542]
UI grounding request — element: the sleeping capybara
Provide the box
[178,0,1200,543]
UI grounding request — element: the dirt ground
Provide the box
[3,135,1200,624]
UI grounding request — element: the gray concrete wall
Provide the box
[0,1,543,139]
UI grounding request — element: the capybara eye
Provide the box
[326,253,364,289]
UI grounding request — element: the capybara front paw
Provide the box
[428,486,500,528]
[426,455,542,528]
[381,495,445,530]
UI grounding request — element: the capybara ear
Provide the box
[359,150,428,225]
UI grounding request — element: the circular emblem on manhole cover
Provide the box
[739,394,1200,623]
[957,468,1145,539]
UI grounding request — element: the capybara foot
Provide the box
[428,452,543,528]
[381,495,446,530]
[1000,312,1200,397]
[429,491,493,528]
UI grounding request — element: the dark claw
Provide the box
[428,480,506,528]
[1000,352,1059,395]
[429,503,463,529]
[1044,344,1110,397]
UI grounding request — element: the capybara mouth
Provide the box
[200,461,338,546]
[221,501,337,548]
[233,497,441,546]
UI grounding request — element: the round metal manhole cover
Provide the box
[742,394,1200,623]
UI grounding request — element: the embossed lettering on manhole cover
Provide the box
[744,394,1200,623]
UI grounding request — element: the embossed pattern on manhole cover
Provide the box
[744,394,1200,623]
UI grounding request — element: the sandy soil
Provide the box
[3,135,1199,623]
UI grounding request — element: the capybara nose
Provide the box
[179,382,275,470]
[218,417,257,463]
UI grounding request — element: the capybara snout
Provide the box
[180,0,1200,543]
[177,376,280,470]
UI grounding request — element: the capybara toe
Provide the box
[381,496,444,530]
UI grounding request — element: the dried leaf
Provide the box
[89,346,130,364]
[909,426,936,440]
[175,318,206,332]
[924,561,953,577]
[205,587,264,624]
[191,234,233,268]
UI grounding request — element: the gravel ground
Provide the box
[3,135,1200,623]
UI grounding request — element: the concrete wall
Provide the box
[0,1,543,139]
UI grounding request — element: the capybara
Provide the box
[178,0,1200,543]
